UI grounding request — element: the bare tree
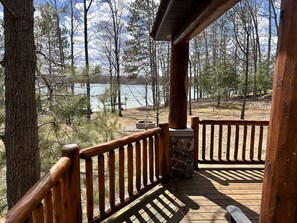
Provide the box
[102,0,126,117]
[83,0,94,119]
[69,0,79,94]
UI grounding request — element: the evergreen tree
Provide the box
[124,0,160,110]
[200,62,239,107]
[35,2,69,108]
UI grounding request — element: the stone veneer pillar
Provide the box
[169,128,194,177]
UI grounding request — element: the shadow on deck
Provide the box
[107,168,263,223]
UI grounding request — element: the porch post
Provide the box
[169,41,189,129]
[62,144,82,223]
[168,42,194,177]
[260,1,297,222]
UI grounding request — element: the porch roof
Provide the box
[151,0,240,45]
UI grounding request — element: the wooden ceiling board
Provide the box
[151,0,240,44]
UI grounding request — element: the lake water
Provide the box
[74,84,157,111]
[74,84,198,111]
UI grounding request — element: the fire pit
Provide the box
[135,120,155,129]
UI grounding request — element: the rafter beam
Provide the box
[151,0,175,40]
[173,0,239,46]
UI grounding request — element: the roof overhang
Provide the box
[151,0,240,46]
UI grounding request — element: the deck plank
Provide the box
[106,168,263,223]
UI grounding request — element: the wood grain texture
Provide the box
[260,0,297,221]
[85,158,94,220]
[109,150,115,207]
[80,128,161,159]
[0,158,70,223]
[111,169,263,223]
[119,147,125,201]
[98,154,105,214]
[169,42,189,129]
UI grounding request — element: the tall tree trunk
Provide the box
[4,0,40,208]
[165,42,170,106]
[189,59,192,115]
[84,0,93,119]
[267,0,272,69]
[70,0,75,94]
[53,0,65,71]
[271,0,279,32]
[107,43,116,113]
[241,31,250,120]
[48,37,53,107]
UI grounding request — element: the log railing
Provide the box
[0,144,82,223]
[79,123,170,223]
[191,117,269,167]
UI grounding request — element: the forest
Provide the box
[0,0,279,213]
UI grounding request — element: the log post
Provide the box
[169,42,189,129]
[62,144,82,223]
[159,123,170,182]
[260,1,297,222]
[191,117,199,170]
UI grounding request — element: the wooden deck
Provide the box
[107,168,263,223]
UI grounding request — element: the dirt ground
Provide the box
[116,100,271,137]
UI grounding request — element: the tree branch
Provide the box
[36,50,65,68]
[87,0,94,12]
[0,0,17,19]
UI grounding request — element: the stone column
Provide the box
[169,128,194,177]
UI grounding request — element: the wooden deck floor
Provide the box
[107,168,264,223]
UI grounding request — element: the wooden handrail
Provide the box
[80,127,162,159]
[199,119,269,126]
[0,157,71,223]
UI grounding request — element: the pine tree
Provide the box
[124,0,160,110]
[3,0,40,208]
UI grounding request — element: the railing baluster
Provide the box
[193,118,268,165]
[136,141,141,191]
[226,125,231,161]
[128,144,133,196]
[75,127,166,222]
[160,123,170,182]
[143,139,148,186]
[98,154,105,214]
[250,125,255,161]
[61,173,69,223]
[218,125,223,161]
[44,192,53,223]
[149,137,154,183]
[52,182,62,223]
[258,126,264,161]
[210,124,214,161]
[32,203,44,223]
[202,124,206,161]
[234,125,239,161]
[155,135,160,179]
[109,150,115,207]
[119,147,125,202]
[85,158,93,220]
[191,117,199,169]
[242,125,247,161]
